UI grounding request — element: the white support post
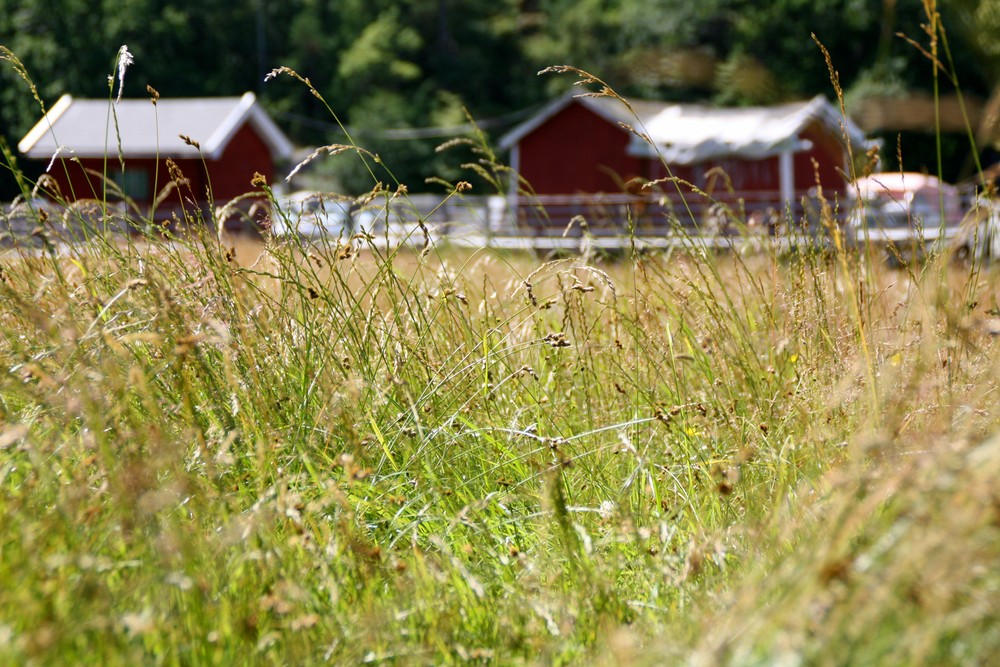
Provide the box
[779,150,795,210]
[505,143,520,234]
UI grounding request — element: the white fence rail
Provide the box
[4,193,995,256]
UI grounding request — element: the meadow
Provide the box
[3,31,1000,663]
[1,201,999,665]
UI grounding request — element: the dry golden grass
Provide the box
[1,205,999,665]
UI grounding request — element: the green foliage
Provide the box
[2,0,998,200]
[337,8,423,87]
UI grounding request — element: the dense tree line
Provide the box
[2,0,998,199]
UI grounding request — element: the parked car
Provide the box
[846,173,963,245]
[271,191,352,238]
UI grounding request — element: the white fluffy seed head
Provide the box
[116,45,134,104]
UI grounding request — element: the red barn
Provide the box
[498,93,870,231]
[18,93,293,223]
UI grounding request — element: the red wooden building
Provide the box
[18,93,293,222]
[498,93,871,230]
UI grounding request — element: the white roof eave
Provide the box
[202,92,258,160]
[249,103,295,161]
[498,94,575,151]
[201,92,293,161]
[17,94,74,156]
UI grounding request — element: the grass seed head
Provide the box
[114,45,134,103]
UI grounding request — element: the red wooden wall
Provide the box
[517,102,644,194]
[795,121,851,197]
[206,123,275,201]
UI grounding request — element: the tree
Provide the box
[2,0,997,199]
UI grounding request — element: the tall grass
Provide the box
[2,14,1000,663]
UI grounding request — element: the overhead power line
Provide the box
[273,103,541,141]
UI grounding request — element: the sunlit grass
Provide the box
[0,204,999,664]
[4,8,1000,659]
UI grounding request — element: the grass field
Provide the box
[0,214,999,664]
[4,25,1000,662]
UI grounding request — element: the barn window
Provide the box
[113,168,149,200]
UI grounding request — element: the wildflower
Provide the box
[115,45,134,104]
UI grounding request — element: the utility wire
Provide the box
[273,103,540,141]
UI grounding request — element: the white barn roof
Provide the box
[18,92,294,162]
[499,93,869,165]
